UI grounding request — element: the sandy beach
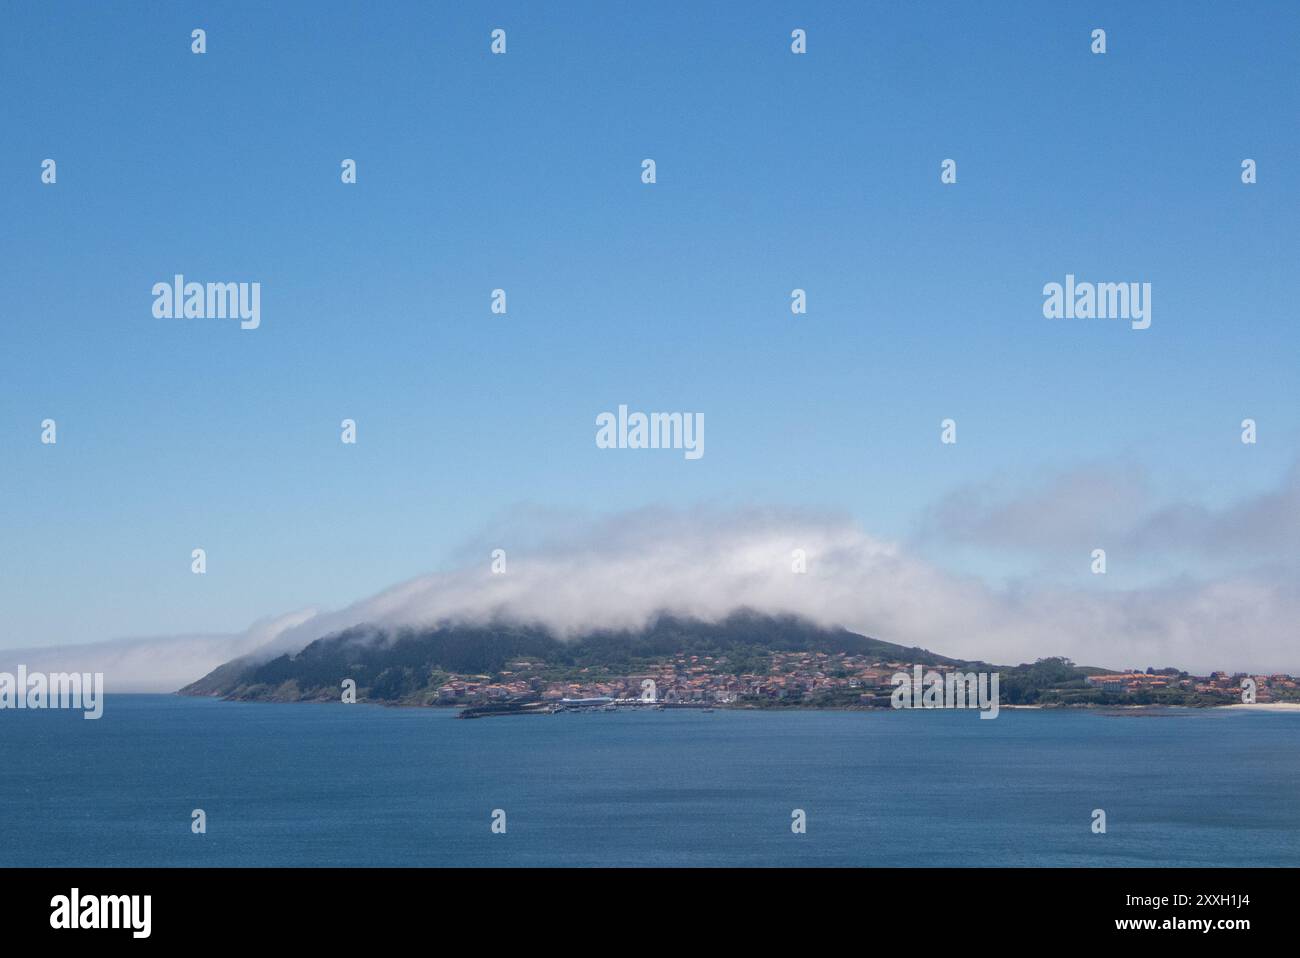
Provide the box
[1219,702,1300,712]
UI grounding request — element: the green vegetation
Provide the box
[182,611,953,703]
[180,616,1273,710]
[999,657,1236,707]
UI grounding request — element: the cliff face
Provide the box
[179,611,964,704]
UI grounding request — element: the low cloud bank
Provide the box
[0,610,318,694]
[6,464,1297,690]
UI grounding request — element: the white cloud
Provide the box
[0,609,317,694]
[6,466,1297,691]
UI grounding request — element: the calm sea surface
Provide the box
[3,695,1298,866]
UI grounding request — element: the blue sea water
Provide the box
[2,695,1298,867]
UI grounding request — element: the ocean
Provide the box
[3,695,1298,867]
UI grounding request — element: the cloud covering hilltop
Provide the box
[5,461,1297,690]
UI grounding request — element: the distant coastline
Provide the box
[178,612,1300,715]
[1218,702,1300,712]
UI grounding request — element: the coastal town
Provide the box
[428,650,1300,711]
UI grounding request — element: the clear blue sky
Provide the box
[2,1,1296,648]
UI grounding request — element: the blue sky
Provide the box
[2,1,1296,653]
